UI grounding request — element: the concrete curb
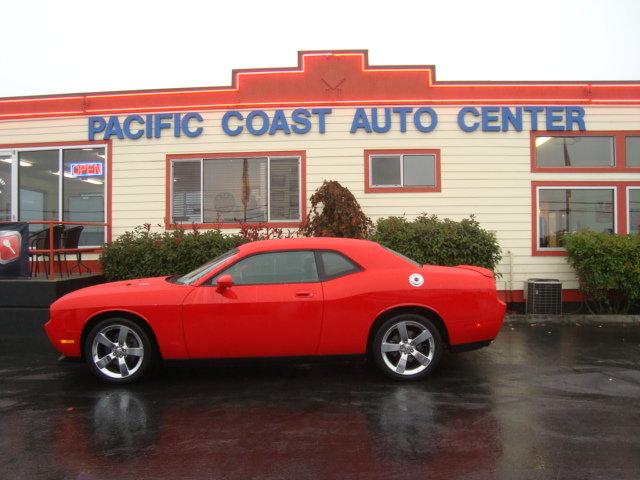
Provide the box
[505,314,640,324]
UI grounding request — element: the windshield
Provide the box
[382,246,421,267]
[172,249,239,285]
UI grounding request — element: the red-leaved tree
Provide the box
[299,181,372,238]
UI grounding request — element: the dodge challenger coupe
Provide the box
[45,237,506,383]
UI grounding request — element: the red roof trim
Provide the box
[2,50,640,120]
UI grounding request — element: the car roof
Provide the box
[236,237,410,270]
[238,237,378,254]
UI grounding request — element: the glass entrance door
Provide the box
[0,146,107,244]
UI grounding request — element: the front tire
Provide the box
[84,318,153,384]
[372,314,443,381]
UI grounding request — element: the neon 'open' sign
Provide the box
[70,163,103,177]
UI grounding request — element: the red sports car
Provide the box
[45,238,506,383]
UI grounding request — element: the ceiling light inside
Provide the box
[535,136,553,147]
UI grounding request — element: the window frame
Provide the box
[0,140,112,244]
[627,186,640,234]
[170,158,203,225]
[531,130,640,173]
[364,149,441,193]
[166,150,306,229]
[0,150,15,223]
[531,181,640,256]
[535,185,617,254]
[625,135,640,168]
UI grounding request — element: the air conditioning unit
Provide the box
[524,279,562,315]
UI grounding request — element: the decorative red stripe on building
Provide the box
[2,50,640,120]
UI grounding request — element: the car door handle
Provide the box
[295,291,314,297]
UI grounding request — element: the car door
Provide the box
[182,250,324,359]
[314,250,372,355]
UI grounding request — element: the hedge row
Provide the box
[100,220,640,314]
[371,214,502,272]
[564,230,640,313]
[100,214,502,281]
[100,225,245,281]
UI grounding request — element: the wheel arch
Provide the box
[80,309,162,361]
[366,305,450,354]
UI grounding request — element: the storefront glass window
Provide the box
[0,153,11,221]
[174,155,301,224]
[370,154,436,187]
[371,156,401,186]
[269,158,299,221]
[1,146,108,246]
[538,188,615,248]
[535,136,614,167]
[403,155,436,186]
[18,150,59,225]
[626,137,640,167]
[203,157,268,223]
[629,188,640,234]
[63,148,106,246]
[171,161,201,224]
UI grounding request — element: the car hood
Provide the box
[51,276,189,309]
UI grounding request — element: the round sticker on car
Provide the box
[409,273,424,287]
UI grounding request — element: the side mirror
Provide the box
[216,274,234,291]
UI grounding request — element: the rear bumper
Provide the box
[480,299,506,341]
[448,296,506,347]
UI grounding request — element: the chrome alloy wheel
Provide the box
[91,324,145,380]
[380,320,435,376]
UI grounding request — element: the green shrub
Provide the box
[564,231,640,313]
[299,180,373,238]
[101,211,502,281]
[100,225,245,281]
[371,214,502,272]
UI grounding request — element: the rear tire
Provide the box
[84,318,153,384]
[372,314,443,381]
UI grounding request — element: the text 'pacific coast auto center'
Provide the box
[1,50,639,303]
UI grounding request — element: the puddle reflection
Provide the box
[89,391,159,455]
[53,371,501,479]
[4,324,639,479]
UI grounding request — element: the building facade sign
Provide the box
[87,106,587,140]
[88,112,203,141]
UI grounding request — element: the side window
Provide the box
[319,251,360,279]
[214,251,318,285]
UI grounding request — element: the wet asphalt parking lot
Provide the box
[1,316,639,480]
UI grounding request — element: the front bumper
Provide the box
[44,314,82,358]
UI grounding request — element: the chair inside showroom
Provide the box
[63,225,90,275]
[213,192,237,222]
[29,225,65,278]
[28,229,45,277]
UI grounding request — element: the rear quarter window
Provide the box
[318,251,361,279]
